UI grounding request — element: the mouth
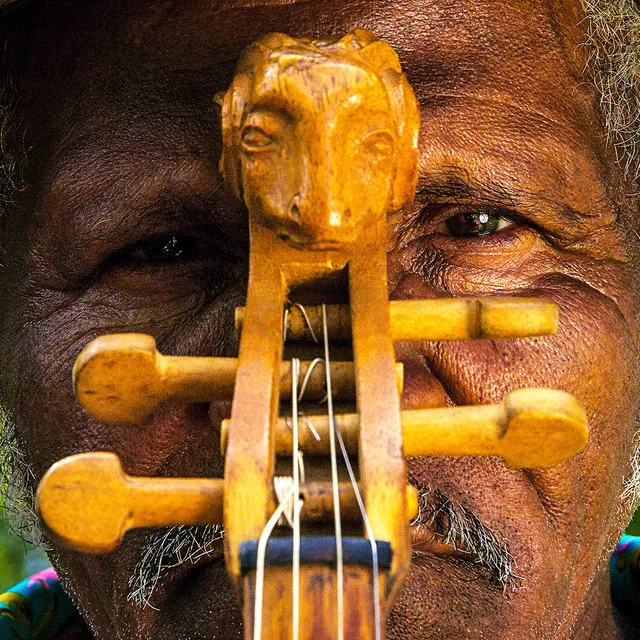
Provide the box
[409,486,521,592]
[128,484,519,612]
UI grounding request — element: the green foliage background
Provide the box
[626,507,640,536]
[0,504,49,592]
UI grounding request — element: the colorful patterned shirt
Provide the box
[0,568,91,639]
[610,534,640,615]
[2,539,640,638]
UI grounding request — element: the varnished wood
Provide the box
[73,334,403,424]
[36,452,419,554]
[236,297,559,343]
[223,388,588,468]
[218,29,421,636]
[244,565,383,640]
[36,453,224,553]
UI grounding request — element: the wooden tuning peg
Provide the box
[36,452,223,553]
[74,334,402,424]
[73,334,236,424]
[36,452,417,554]
[236,297,559,343]
[234,388,588,468]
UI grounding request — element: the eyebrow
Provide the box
[416,172,519,206]
[414,169,606,231]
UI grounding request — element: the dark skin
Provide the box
[1,0,639,638]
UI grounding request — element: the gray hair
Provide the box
[0,75,24,215]
[581,0,640,185]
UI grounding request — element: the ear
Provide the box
[358,37,418,211]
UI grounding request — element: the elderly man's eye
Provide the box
[120,234,202,264]
[445,209,514,237]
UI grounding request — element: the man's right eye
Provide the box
[98,229,239,299]
[119,234,202,264]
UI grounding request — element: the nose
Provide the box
[286,190,345,247]
[396,347,448,410]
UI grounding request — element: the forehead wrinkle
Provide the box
[416,90,615,215]
[41,122,224,232]
[415,171,599,226]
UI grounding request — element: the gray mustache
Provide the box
[127,524,224,609]
[413,487,521,593]
[128,487,520,609]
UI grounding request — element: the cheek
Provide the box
[389,261,640,633]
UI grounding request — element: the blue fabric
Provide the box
[611,534,640,614]
[0,569,91,639]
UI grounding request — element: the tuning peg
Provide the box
[74,334,403,424]
[36,452,224,553]
[236,297,558,342]
[36,452,419,554]
[403,388,587,467]
[226,389,587,468]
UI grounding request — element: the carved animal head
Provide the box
[219,29,419,249]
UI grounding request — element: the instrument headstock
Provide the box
[36,28,588,640]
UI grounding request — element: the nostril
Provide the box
[290,203,301,222]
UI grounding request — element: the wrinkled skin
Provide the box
[1,0,639,638]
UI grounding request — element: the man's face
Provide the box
[1,1,639,639]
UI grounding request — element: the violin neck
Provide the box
[243,565,385,640]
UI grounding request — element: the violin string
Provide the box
[293,302,319,343]
[317,305,383,639]
[322,303,345,640]
[291,357,302,640]
[283,307,290,343]
[273,476,295,528]
[334,426,382,640]
[253,357,304,640]
[253,491,294,640]
[298,358,324,401]
[302,414,321,441]
[283,302,320,344]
